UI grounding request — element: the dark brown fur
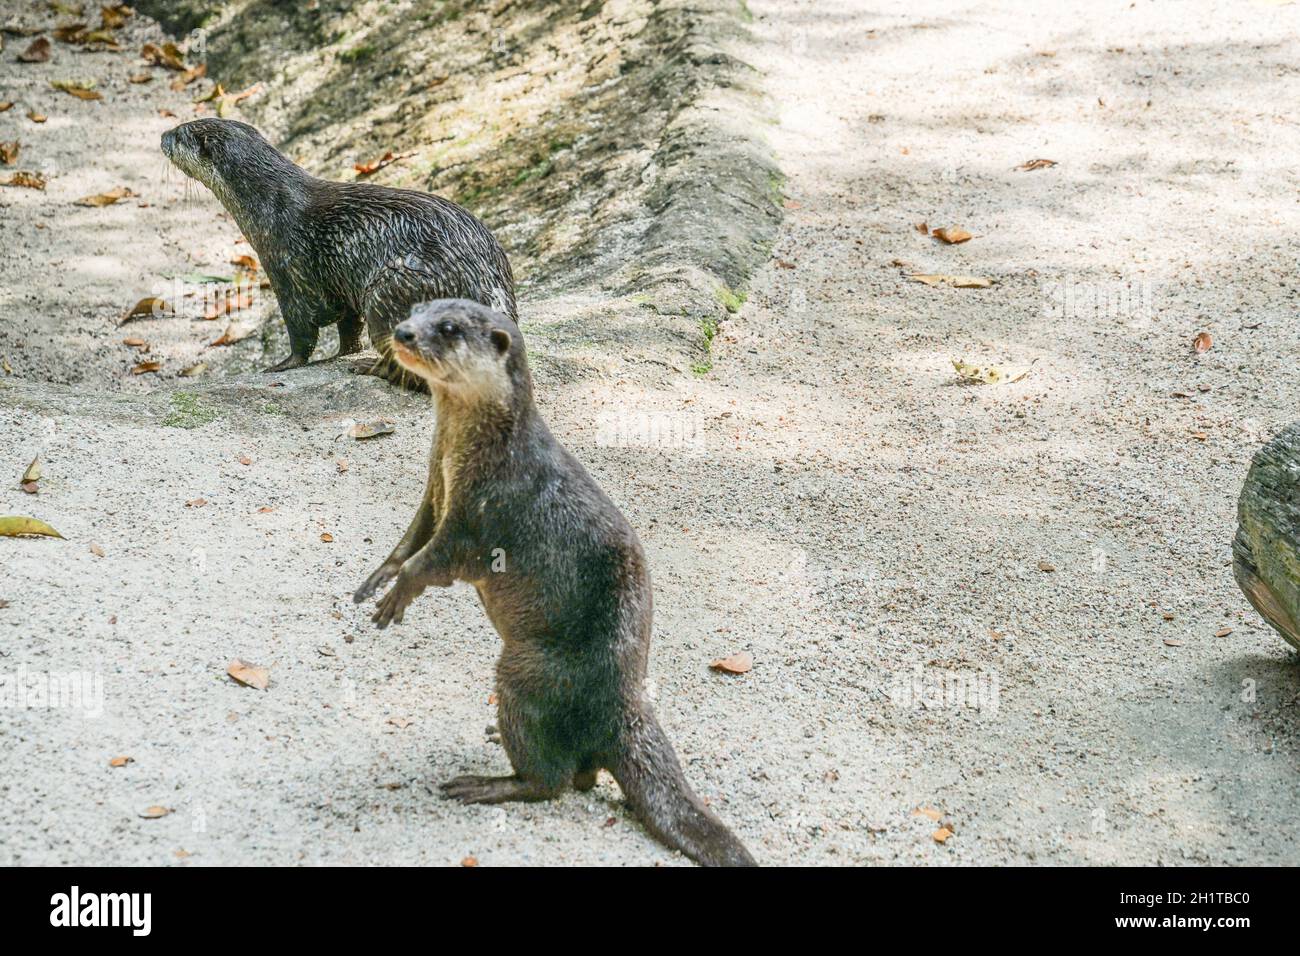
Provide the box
[161,120,515,390]
[354,299,756,866]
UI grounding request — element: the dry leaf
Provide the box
[709,651,753,674]
[122,336,146,348]
[0,102,13,113]
[347,421,395,440]
[1192,331,1212,354]
[202,290,253,320]
[933,826,954,844]
[185,497,207,508]
[0,516,64,539]
[130,360,161,375]
[180,362,207,377]
[89,542,104,557]
[138,805,172,819]
[1190,431,1208,442]
[320,532,334,543]
[120,297,166,324]
[170,63,206,90]
[388,716,414,729]
[230,254,258,271]
[1214,627,1232,637]
[128,72,151,83]
[1015,158,1057,171]
[355,151,400,176]
[952,359,1035,385]
[27,111,48,123]
[336,458,349,473]
[1163,638,1184,647]
[18,37,51,63]
[108,755,133,767]
[912,806,944,822]
[1037,561,1056,572]
[461,856,479,867]
[0,141,19,165]
[909,274,992,289]
[20,481,38,495]
[3,171,47,190]
[140,42,185,70]
[227,658,269,690]
[209,322,256,347]
[51,79,102,100]
[75,185,134,207]
[932,226,973,244]
[914,221,929,234]
[102,4,133,29]
[238,455,252,466]
[21,456,41,484]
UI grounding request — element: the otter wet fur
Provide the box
[353,299,756,867]
[161,119,516,390]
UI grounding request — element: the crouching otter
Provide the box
[161,119,516,389]
[353,299,756,866]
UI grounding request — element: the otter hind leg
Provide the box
[440,774,564,805]
[334,312,365,359]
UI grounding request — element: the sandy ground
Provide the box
[2,0,1299,866]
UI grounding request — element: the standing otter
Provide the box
[353,299,755,867]
[161,119,516,389]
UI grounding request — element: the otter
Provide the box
[161,119,516,389]
[353,299,755,867]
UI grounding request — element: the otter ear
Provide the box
[490,329,511,356]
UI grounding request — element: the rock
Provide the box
[1234,421,1300,651]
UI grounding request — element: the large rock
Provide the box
[1234,422,1300,651]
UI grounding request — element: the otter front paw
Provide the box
[371,565,428,629]
[353,560,402,604]
[264,354,308,373]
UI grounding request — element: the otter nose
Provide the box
[394,325,416,345]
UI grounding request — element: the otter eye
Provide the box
[438,321,458,337]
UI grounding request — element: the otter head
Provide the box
[391,300,526,407]
[161,119,299,220]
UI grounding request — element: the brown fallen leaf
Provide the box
[89,542,105,557]
[1192,331,1212,354]
[388,716,414,729]
[202,291,253,320]
[179,362,207,377]
[0,516,64,539]
[0,102,13,112]
[1015,158,1058,171]
[347,421,395,440]
[355,151,411,177]
[130,360,161,375]
[128,72,151,83]
[912,807,944,822]
[932,226,973,244]
[170,62,206,90]
[909,274,993,289]
[1037,561,1056,572]
[102,3,133,28]
[709,651,752,674]
[230,254,259,271]
[2,171,47,190]
[461,856,479,867]
[1190,431,1208,442]
[1163,638,1184,647]
[238,455,252,466]
[1214,627,1233,637]
[53,23,89,44]
[914,221,929,234]
[141,41,185,70]
[0,141,19,165]
[227,658,269,690]
[51,79,102,100]
[122,336,146,348]
[209,322,257,347]
[256,506,274,513]
[120,297,166,324]
[320,532,334,543]
[27,111,47,123]
[108,755,133,767]
[18,37,52,63]
[138,805,172,819]
[933,826,954,844]
[75,185,134,207]
[185,497,207,508]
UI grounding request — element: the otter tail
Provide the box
[611,707,756,867]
